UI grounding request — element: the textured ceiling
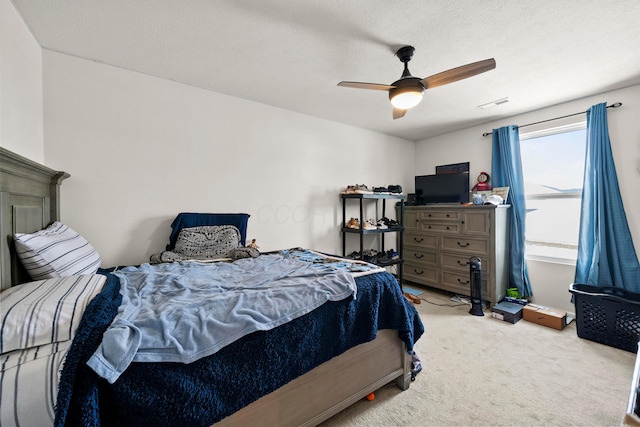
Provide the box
[11,0,640,141]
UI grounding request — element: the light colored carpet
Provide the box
[320,286,637,427]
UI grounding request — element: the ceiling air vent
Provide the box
[477,97,509,109]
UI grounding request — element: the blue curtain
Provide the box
[492,125,532,297]
[574,103,640,291]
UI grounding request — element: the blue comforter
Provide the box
[55,262,423,427]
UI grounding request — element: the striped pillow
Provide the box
[14,222,101,280]
[0,274,106,354]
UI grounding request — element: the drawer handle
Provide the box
[457,241,470,247]
[446,214,450,217]
[413,269,424,275]
[457,278,470,285]
[414,253,424,259]
[414,237,424,243]
[457,260,470,266]
[428,226,432,229]
[446,226,450,230]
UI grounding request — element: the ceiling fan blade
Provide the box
[393,107,407,120]
[338,81,395,91]
[421,58,496,89]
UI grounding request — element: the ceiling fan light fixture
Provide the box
[389,86,424,109]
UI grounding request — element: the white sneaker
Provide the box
[353,184,373,194]
[363,220,377,230]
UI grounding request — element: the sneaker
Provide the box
[388,185,403,194]
[376,219,388,229]
[362,249,378,264]
[341,185,356,194]
[385,218,400,228]
[380,217,400,228]
[346,250,360,259]
[373,186,390,194]
[347,218,360,229]
[377,251,392,264]
[362,219,377,230]
[377,249,399,264]
[387,249,399,260]
[353,184,373,194]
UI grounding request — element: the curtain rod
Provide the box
[481,102,622,137]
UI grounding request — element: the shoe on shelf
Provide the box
[376,219,388,229]
[373,186,390,194]
[377,249,399,265]
[341,185,356,194]
[385,217,400,228]
[346,218,360,229]
[377,251,392,264]
[379,217,400,228]
[362,219,377,230]
[388,185,403,194]
[346,250,360,259]
[362,249,378,264]
[353,184,373,194]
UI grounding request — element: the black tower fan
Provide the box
[469,256,484,316]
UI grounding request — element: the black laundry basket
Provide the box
[569,283,640,353]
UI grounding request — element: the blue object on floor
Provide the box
[403,286,424,296]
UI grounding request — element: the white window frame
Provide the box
[520,121,586,265]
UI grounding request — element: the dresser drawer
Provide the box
[404,262,438,285]
[420,222,460,234]
[405,248,438,266]
[441,253,492,274]
[442,236,490,255]
[441,270,489,297]
[419,210,460,221]
[405,232,438,249]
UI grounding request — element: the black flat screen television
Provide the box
[415,172,470,204]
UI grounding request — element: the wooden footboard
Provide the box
[213,329,411,427]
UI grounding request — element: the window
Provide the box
[520,123,586,263]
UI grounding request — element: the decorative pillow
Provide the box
[0,274,106,354]
[173,225,241,260]
[14,221,101,280]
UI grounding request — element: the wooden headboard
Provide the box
[0,147,69,290]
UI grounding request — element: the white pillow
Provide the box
[0,274,106,354]
[14,221,101,280]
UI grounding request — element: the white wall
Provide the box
[0,0,44,161]
[42,51,415,267]
[415,84,640,313]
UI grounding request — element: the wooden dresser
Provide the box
[402,204,510,304]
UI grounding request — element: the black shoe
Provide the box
[373,186,389,194]
[362,249,378,264]
[388,185,403,194]
[381,217,400,228]
[377,251,392,264]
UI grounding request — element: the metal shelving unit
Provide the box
[341,193,405,286]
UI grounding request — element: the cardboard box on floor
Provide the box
[523,304,567,330]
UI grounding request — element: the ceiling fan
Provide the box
[337,46,496,119]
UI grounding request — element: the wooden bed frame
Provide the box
[0,146,413,426]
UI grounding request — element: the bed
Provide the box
[0,146,424,427]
